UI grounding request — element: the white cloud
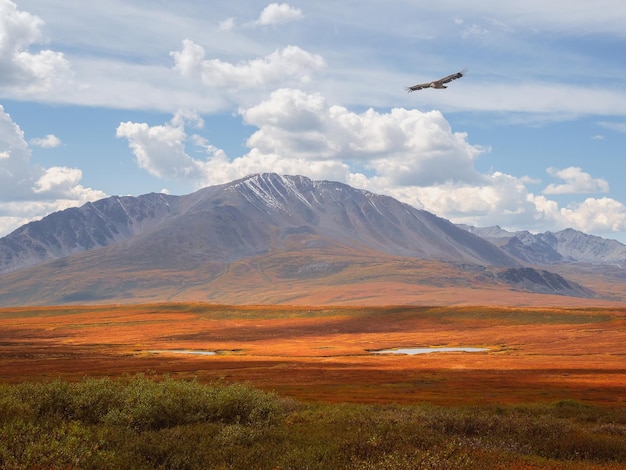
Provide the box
[29,133,61,148]
[255,3,303,26]
[171,41,325,89]
[554,197,626,233]
[170,39,205,78]
[0,0,72,95]
[491,191,626,236]
[116,121,200,180]
[0,104,105,236]
[33,166,82,194]
[170,109,204,129]
[543,166,609,195]
[116,111,225,183]
[390,172,533,221]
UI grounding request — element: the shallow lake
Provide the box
[148,350,216,356]
[371,347,488,355]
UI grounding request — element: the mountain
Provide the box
[0,193,177,274]
[1,174,517,274]
[461,225,626,268]
[0,174,600,306]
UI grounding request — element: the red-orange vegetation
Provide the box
[1,303,625,405]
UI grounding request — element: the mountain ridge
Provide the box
[460,225,626,268]
[0,173,519,274]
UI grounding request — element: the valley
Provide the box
[2,303,625,406]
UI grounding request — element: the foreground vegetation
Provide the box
[1,375,626,469]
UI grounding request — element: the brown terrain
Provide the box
[1,301,625,406]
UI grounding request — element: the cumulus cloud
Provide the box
[29,134,61,148]
[33,166,82,194]
[240,88,485,186]
[255,3,303,26]
[116,110,225,183]
[116,89,491,199]
[543,166,609,195]
[559,197,626,233]
[0,0,72,95]
[171,41,325,89]
[390,172,533,222]
[170,39,205,78]
[0,105,105,236]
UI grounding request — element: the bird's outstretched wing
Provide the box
[406,68,468,92]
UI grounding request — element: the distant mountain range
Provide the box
[0,173,623,306]
[458,225,626,268]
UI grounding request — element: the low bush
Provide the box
[1,376,625,469]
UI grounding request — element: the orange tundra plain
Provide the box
[0,303,625,406]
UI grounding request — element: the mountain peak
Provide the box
[231,173,315,213]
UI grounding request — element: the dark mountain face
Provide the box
[0,173,598,305]
[497,267,595,298]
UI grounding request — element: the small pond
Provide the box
[371,347,489,355]
[148,350,216,356]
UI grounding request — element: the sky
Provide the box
[1,1,626,242]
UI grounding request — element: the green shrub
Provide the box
[1,377,626,469]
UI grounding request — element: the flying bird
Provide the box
[406,68,468,92]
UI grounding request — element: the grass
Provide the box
[1,375,626,469]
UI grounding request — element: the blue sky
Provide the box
[2,1,626,242]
